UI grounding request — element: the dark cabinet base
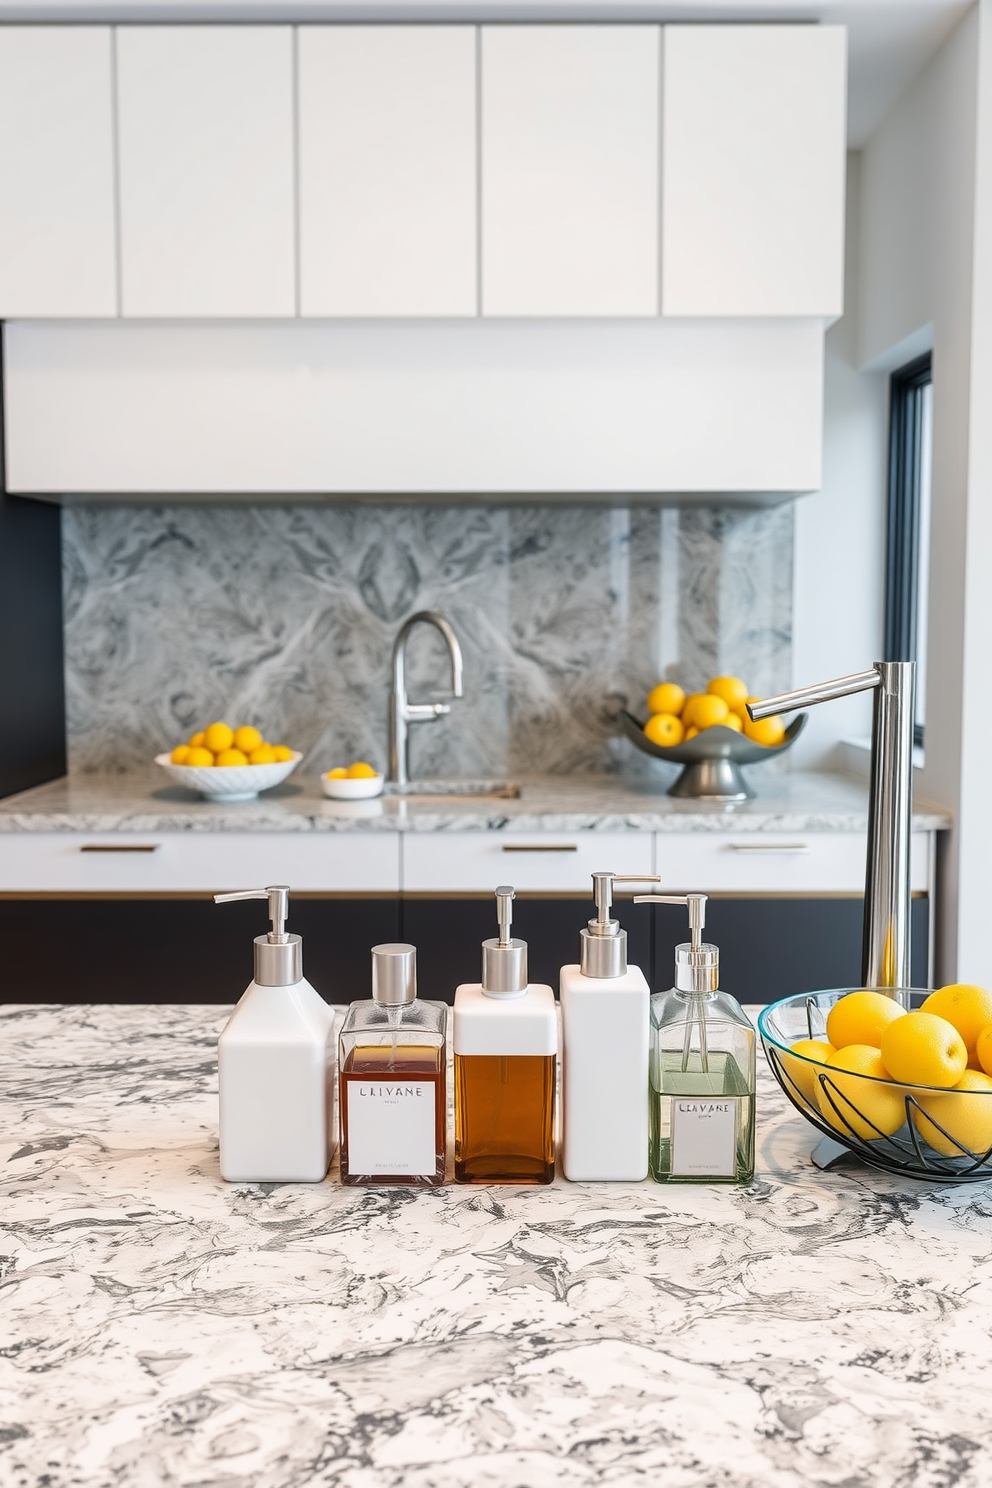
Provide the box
[0,893,930,1007]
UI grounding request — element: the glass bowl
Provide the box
[759,989,992,1182]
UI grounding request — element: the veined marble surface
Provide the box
[62,502,793,778]
[0,769,951,833]
[1,1002,989,1487]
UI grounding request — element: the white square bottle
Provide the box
[559,871,661,1181]
[215,885,336,1183]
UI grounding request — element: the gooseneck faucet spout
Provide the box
[748,661,915,996]
[388,611,464,785]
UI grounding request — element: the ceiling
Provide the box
[0,0,973,144]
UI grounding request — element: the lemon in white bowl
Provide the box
[322,762,384,800]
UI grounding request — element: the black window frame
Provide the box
[884,351,932,747]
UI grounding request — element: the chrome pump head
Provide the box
[371,943,418,1007]
[482,885,528,997]
[634,891,718,993]
[214,884,302,987]
[581,871,662,978]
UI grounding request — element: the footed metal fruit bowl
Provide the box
[759,990,992,1182]
[620,709,807,800]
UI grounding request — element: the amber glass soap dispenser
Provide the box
[636,892,755,1185]
[339,943,447,1186]
[454,886,557,1184]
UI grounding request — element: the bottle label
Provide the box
[346,1081,437,1177]
[671,1098,736,1177]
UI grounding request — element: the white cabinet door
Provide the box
[661,25,847,318]
[481,26,660,317]
[402,832,654,893]
[298,26,476,317]
[0,28,116,317]
[116,26,295,317]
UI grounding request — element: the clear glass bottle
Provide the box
[636,893,755,1184]
[339,943,447,1186]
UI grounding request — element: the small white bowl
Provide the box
[321,772,384,800]
[155,751,302,803]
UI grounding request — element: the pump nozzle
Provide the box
[495,885,514,948]
[214,884,301,986]
[634,891,717,994]
[580,871,661,978]
[482,884,527,997]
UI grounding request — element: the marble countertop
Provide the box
[2,1001,988,1487]
[0,769,951,834]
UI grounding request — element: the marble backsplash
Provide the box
[61,503,793,777]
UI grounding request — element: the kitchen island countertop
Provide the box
[0,768,951,834]
[1,1001,988,1487]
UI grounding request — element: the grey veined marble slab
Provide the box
[0,769,951,833]
[61,502,793,778]
[1,1002,990,1488]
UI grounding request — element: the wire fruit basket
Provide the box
[759,989,992,1182]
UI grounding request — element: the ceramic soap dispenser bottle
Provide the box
[215,885,335,1183]
[454,886,557,1184]
[636,892,755,1184]
[559,871,660,1181]
[338,943,447,1186]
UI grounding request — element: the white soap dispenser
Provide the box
[215,884,335,1183]
[559,871,660,1182]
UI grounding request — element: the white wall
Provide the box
[859,1,992,985]
[791,150,887,772]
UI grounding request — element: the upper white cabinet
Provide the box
[298,27,477,317]
[481,27,660,317]
[661,25,847,318]
[116,27,296,317]
[0,28,116,317]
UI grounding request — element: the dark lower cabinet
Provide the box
[0,892,929,1006]
[651,896,931,1004]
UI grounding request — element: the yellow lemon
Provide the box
[825,990,906,1050]
[684,725,699,740]
[188,730,205,748]
[880,1011,968,1089]
[816,1045,906,1140]
[348,761,379,779]
[204,722,235,754]
[684,694,730,730]
[914,1069,992,1157]
[326,766,349,779]
[170,744,191,765]
[249,745,277,765]
[646,682,686,717]
[921,984,992,1068]
[643,713,684,748]
[215,748,249,768]
[976,1025,992,1076]
[680,693,708,727]
[707,676,749,711]
[271,745,295,763]
[723,712,743,733]
[743,713,786,747]
[233,725,263,755]
[780,1039,836,1105]
[186,747,215,768]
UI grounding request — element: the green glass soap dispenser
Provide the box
[635,892,755,1185]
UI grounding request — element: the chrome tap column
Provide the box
[748,661,915,996]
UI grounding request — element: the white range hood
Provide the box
[3,318,824,502]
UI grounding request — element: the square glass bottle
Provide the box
[636,893,755,1184]
[339,943,447,1186]
[454,887,557,1184]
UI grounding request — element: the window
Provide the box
[884,352,932,748]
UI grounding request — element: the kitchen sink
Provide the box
[383,779,521,801]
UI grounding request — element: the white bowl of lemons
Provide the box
[321,762,384,800]
[156,723,301,802]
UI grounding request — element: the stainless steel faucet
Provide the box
[388,610,464,785]
[748,661,915,995]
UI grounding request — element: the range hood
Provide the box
[2,319,823,503]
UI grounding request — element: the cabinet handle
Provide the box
[501,844,578,853]
[80,844,160,853]
[726,843,810,854]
